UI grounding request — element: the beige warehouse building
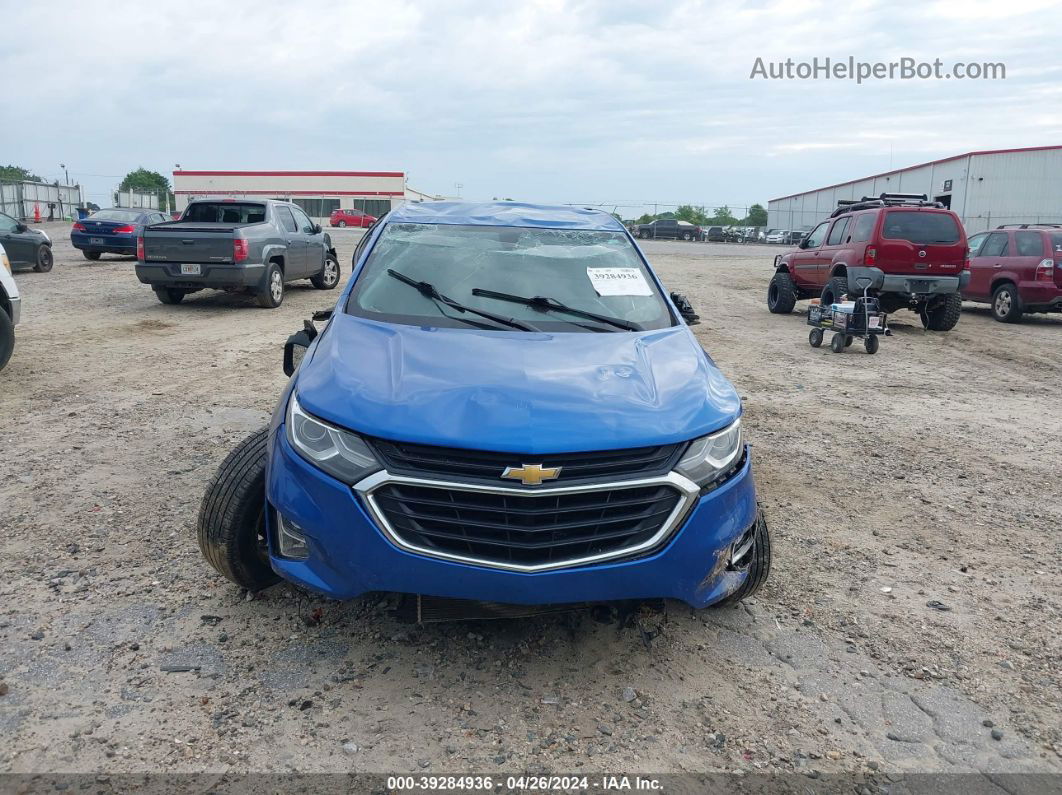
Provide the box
[172,169,407,221]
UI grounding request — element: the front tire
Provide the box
[820,275,849,307]
[865,334,880,354]
[311,255,340,290]
[925,293,962,331]
[153,286,186,305]
[682,232,692,241]
[83,251,101,261]
[831,332,846,353]
[809,327,824,347]
[34,245,54,273]
[713,512,771,607]
[337,220,347,227]
[991,284,1022,323]
[767,271,798,314]
[197,427,280,591]
[0,308,14,372]
[256,263,284,308]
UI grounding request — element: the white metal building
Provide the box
[768,145,1062,234]
[172,170,406,220]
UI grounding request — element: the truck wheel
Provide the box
[197,426,280,591]
[808,327,823,347]
[925,293,962,331]
[820,276,849,307]
[257,264,285,308]
[83,251,101,261]
[153,286,187,305]
[0,308,14,372]
[34,245,54,273]
[991,284,1022,323]
[767,271,797,314]
[682,231,692,241]
[311,255,340,290]
[712,512,771,607]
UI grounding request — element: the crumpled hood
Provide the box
[295,315,741,453]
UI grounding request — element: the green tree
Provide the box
[0,165,43,182]
[706,205,739,225]
[742,203,768,226]
[675,204,710,225]
[120,168,172,207]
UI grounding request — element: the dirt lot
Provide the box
[1,225,1059,780]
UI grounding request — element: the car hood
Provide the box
[294,315,741,453]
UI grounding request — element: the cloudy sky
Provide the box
[3,0,1060,216]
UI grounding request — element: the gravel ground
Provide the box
[0,225,1059,779]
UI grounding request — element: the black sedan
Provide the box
[0,211,54,272]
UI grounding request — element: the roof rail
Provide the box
[831,192,942,217]
[996,223,1062,229]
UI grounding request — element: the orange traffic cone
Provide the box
[33,204,41,223]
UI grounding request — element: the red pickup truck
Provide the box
[962,225,1062,322]
[767,194,969,331]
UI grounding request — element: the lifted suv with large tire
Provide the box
[767,194,969,331]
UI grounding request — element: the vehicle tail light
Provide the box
[233,238,249,262]
[136,236,145,260]
[865,246,877,265]
[1035,258,1054,282]
[112,224,135,234]
[72,222,86,232]
[963,252,970,270]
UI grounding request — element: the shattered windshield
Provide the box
[346,223,673,332]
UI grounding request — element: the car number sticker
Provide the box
[586,267,652,296]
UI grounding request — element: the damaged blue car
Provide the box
[198,201,769,611]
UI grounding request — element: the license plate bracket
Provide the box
[180,263,202,276]
[89,237,105,245]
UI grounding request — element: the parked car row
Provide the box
[765,229,806,245]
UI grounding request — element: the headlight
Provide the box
[675,419,743,486]
[286,394,381,484]
[1,252,10,274]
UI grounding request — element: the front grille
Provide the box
[367,438,684,485]
[370,482,683,568]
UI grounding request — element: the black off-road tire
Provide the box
[257,263,284,308]
[820,275,849,307]
[83,251,102,261]
[830,332,846,353]
[713,512,771,607]
[0,308,14,372]
[991,284,1022,324]
[767,271,798,314]
[924,293,962,331]
[865,334,880,354]
[197,426,280,591]
[34,245,54,273]
[311,254,340,290]
[153,286,186,305]
[809,327,824,347]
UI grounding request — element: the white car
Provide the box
[0,242,21,372]
[765,229,788,244]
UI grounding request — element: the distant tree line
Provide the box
[631,203,768,227]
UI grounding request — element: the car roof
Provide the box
[386,201,625,232]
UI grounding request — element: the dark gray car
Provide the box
[0,212,54,272]
[136,199,341,307]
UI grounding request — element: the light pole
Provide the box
[60,163,69,185]
[455,182,463,198]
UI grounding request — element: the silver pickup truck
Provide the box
[135,199,341,308]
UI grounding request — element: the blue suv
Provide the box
[198,202,769,610]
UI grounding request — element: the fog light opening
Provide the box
[727,526,756,571]
[276,512,311,560]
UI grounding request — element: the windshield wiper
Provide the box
[386,270,538,332]
[470,288,642,331]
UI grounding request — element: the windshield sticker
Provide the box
[586,267,653,296]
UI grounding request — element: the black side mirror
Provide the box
[670,292,700,326]
[15,223,27,233]
[283,320,319,377]
[313,223,322,235]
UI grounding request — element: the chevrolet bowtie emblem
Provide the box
[501,463,562,486]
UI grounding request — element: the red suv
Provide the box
[329,208,377,228]
[962,225,1062,322]
[767,194,969,331]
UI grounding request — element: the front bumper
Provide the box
[265,428,759,608]
[135,262,265,290]
[848,266,967,295]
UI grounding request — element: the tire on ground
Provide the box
[83,251,101,261]
[712,511,771,607]
[925,293,962,331]
[35,245,54,273]
[196,426,280,591]
[153,286,186,305]
[0,308,14,372]
[311,255,340,290]
[820,275,849,307]
[257,262,285,308]
[767,271,798,314]
[991,283,1023,324]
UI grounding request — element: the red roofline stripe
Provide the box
[174,190,405,196]
[173,170,404,178]
[769,145,1062,203]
